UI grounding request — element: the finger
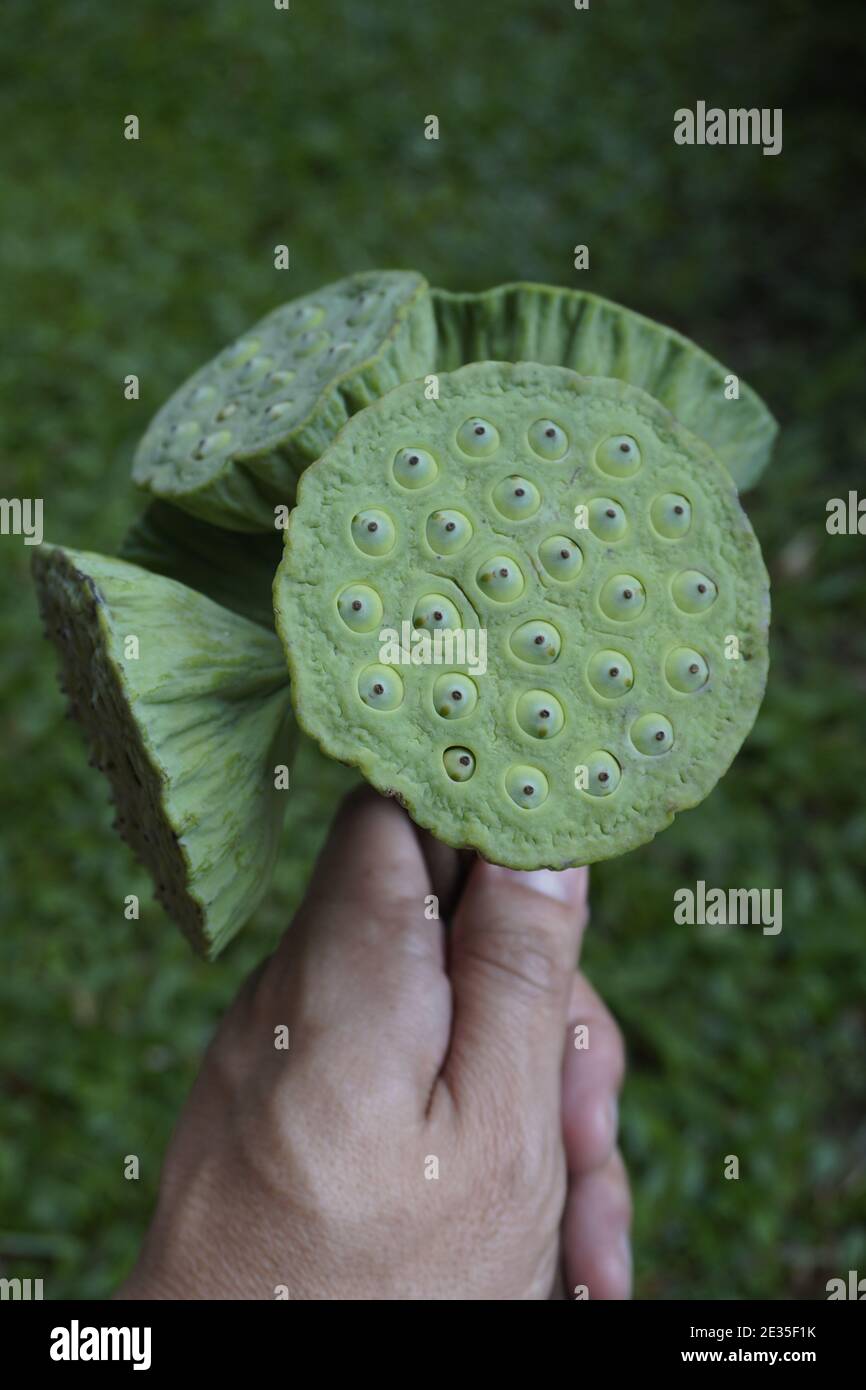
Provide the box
[442,861,589,1115]
[561,972,626,1176]
[562,1148,632,1301]
[415,830,472,923]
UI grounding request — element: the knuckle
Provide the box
[466,921,573,1001]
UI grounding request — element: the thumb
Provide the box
[442,862,588,1115]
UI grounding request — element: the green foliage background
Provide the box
[1,0,864,1299]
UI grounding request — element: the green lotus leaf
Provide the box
[275,362,770,869]
[133,270,435,531]
[33,546,295,957]
[432,283,777,490]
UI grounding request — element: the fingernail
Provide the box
[516,866,588,907]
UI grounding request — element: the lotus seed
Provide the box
[672,570,718,614]
[425,508,473,555]
[413,594,461,631]
[595,434,642,478]
[651,493,692,539]
[492,475,541,520]
[589,497,628,542]
[599,573,646,620]
[583,751,622,797]
[539,534,583,581]
[433,672,479,719]
[444,747,476,782]
[221,338,261,369]
[665,647,709,692]
[337,583,384,633]
[631,713,674,755]
[516,690,565,739]
[505,765,549,809]
[358,664,404,711]
[476,555,525,602]
[190,384,218,408]
[588,649,635,698]
[527,418,569,460]
[510,620,562,665]
[393,447,438,489]
[193,431,233,459]
[456,417,500,458]
[351,509,396,556]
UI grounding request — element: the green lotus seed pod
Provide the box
[651,492,692,539]
[583,751,622,797]
[431,283,777,489]
[587,650,634,698]
[413,594,461,631]
[456,416,500,458]
[527,418,569,460]
[631,713,675,755]
[425,508,473,555]
[276,361,769,869]
[505,765,549,809]
[595,434,642,478]
[539,536,583,582]
[32,546,295,958]
[476,556,525,603]
[133,270,436,531]
[433,673,478,719]
[393,447,438,489]
[515,690,565,739]
[665,647,709,692]
[599,573,646,621]
[443,747,476,781]
[510,619,562,665]
[337,583,383,632]
[492,475,541,520]
[672,569,718,614]
[588,498,628,543]
[358,664,403,710]
[351,509,396,556]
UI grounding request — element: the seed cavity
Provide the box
[651,493,692,539]
[510,620,562,665]
[358,664,403,711]
[516,690,565,739]
[630,713,674,755]
[665,647,709,693]
[599,573,646,621]
[456,417,500,458]
[588,649,634,698]
[505,765,549,809]
[493,475,541,520]
[393,447,438,489]
[337,583,383,633]
[528,418,569,460]
[351,509,396,556]
[425,508,473,555]
[588,497,628,542]
[595,434,642,478]
[671,570,718,614]
[444,747,476,782]
[433,673,478,720]
[476,555,525,603]
[413,594,461,632]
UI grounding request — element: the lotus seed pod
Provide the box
[133,271,436,531]
[32,546,295,957]
[120,501,283,629]
[431,283,777,488]
[538,536,583,582]
[665,647,709,693]
[351,509,396,556]
[426,509,473,555]
[443,747,476,781]
[275,361,770,869]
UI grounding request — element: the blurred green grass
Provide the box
[1,0,864,1299]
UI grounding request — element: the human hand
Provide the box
[119,788,630,1300]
